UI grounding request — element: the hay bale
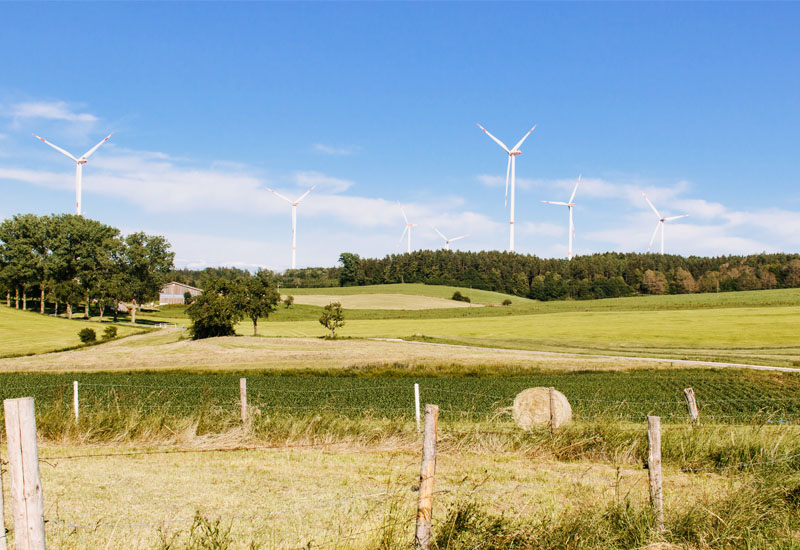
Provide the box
[512,387,572,430]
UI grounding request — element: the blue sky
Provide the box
[1,2,799,270]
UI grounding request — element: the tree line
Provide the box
[169,250,800,301]
[0,213,174,321]
[336,250,800,300]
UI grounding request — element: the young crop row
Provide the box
[2,369,800,424]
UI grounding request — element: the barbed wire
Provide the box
[44,490,398,531]
[38,437,390,462]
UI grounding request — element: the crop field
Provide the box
[0,306,146,358]
[3,368,800,425]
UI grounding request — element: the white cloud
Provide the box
[7,101,98,123]
[293,171,354,193]
[477,173,539,191]
[313,143,360,156]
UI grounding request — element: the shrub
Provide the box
[452,291,471,303]
[284,295,294,308]
[502,298,513,306]
[102,325,118,340]
[78,328,96,343]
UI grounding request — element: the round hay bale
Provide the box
[512,387,572,430]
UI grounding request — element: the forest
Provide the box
[172,250,800,301]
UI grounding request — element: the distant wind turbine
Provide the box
[397,204,418,253]
[641,191,689,255]
[541,175,581,260]
[432,226,468,250]
[32,132,113,215]
[477,123,536,252]
[268,186,315,269]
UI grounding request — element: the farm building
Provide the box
[159,282,203,305]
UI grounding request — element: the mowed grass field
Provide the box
[0,306,146,358]
[282,282,535,305]
[284,292,482,309]
[250,306,800,366]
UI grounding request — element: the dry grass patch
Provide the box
[24,442,736,550]
[0,331,677,373]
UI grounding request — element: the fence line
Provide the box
[44,490,398,531]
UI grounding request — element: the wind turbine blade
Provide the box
[664,214,690,221]
[569,174,581,204]
[267,188,293,203]
[399,203,409,224]
[641,191,661,218]
[449,234,468,242]
[431,226,447,241]
[511,125,536,152]
[294,185,316,204]
[32,134,78,162]
[647,222,661,251]
[476,123,510,152]
[397,225,408,245]
[81,132,113,159]
[504,155,511,208]
[541,201,569,206]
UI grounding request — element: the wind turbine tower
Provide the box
[641,191,689,255]
[477,123,536,252]
[32,132,113,215]
[268,186,315,269]
[541,175,581,260]
[397,204,418,253]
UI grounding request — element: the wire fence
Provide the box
[4,381,800,549]
[3,378,800,427]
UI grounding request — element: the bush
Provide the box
[186,281,244,340]
[452,291,471,303]
[284,295,294,308]
[102,326,118,340]
[78,328,96,343]
[502,298,513,306]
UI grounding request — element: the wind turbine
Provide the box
[432,226,468,250]
[541,175,581,260]
[397,204,417,253]
[268,186,315,269]
[32,132,113,215]
[477,123,536,252]
[641,191,689,255]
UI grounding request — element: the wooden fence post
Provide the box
[240,378,247,424]
[73,381,79,423]
[4,397,46,550]
[684,388,699,424]
[415,404,439,550]
[647,415,664,531]
[414,383,421,433]
[549,387,557,433]
[0,430,7,550]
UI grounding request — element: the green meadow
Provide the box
[0,306,146,358]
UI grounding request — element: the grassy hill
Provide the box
[282,283,534,305]
[0,306,146,357]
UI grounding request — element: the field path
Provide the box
[374,338,800,373]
